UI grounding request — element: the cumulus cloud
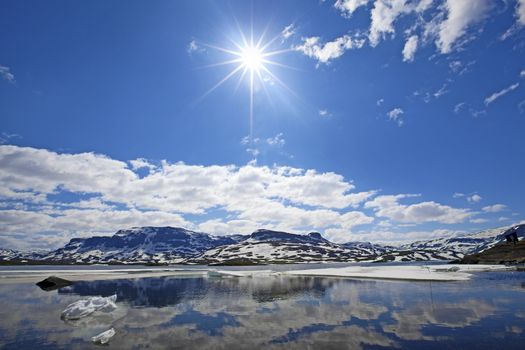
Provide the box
[484,83,520,106]
[294,34,366,65]
[482,204,506,213]
[436,0,490,54]
[0,145,385,249]
[387,107,404,126]
[365,194,472,224]
[0,145,493,249]
[334,0,370,17]
[467,194,482,203]
[402,35,418,62]
[369,0,414,47]
[129,158,156,172]
[0,65,15,83]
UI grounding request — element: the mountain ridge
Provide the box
[1,224,523,265]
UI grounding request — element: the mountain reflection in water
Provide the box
[0,271,524,349]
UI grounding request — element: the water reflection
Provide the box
[0,272,524,349]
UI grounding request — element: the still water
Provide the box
[0,266,524,349]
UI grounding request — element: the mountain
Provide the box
[372,224,525,262]
[0,248,23,261]
[191,229,388,264]
[0,248,45,263]
[1,223,523,265]
[42,226,243,264]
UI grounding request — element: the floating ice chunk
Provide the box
[61,294,117,320]
[91,328,115,345]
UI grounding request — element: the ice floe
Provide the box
[91,328,116,345]
[61,294,118,320]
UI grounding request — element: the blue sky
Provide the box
[0,0,524,250]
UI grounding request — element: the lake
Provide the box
[0,264,524,349]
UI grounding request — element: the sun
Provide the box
[239,46,264,71]
[198,29,293,142]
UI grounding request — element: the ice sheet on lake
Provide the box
[91,328,115,345]
[61,294,118,320]
[282,264,514,281]
[208,269,274,278]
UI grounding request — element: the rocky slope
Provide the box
[458,241,525,264]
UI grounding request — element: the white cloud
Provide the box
[520,69,525,79]
[369,0,414,47]
[470,218,488,224]
[433,83,448,98]
[129,158,156,172]
[266,133,285,146]
[484,83,520,106]
[517,0,525,25]
[452,192,465,198]
[387,107,404,126]
[467,194,482,203]
[482,204,506,213]
[402,35,418,62]
[519,100,525,113]
[415,0,434,13]
[246,148,260,157]
[295,34,366,64]
[0,65,15,83]
[436,0,490,54]
[0,145,386,249]
[187,39,204,54]
[319,109,330,117]
[0,145,503,250]
[281,24,296,41]
[335,0,370,17]
[453,102,465,114]
[376,98,384,106]
[365,194,472,224]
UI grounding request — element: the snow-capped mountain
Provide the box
[372,224,525,262]
[43,226,244,264]
[0,248,45,262]
[0,248,23,261]
[1,223,523,265]
[191,229,388,264]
